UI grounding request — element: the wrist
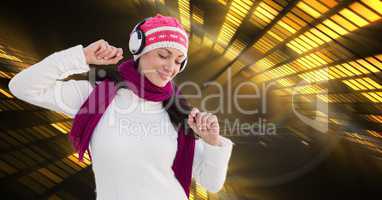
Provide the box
[82,47,90,64]
[204,136,223,146]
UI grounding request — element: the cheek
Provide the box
[175,64,182,73]
[147,55,162,65]
[157,57,168,67]
[173,68,179,75]
[145,56,162,70]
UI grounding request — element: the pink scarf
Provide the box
[68,59,196,197]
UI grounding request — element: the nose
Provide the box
[163,61,177,74]
[163,64,171,72]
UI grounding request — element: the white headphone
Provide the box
[128,17,188,73]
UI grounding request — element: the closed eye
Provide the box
[158,54,168,59]
[159,53,182,65]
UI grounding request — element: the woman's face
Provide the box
[138,47,185,87]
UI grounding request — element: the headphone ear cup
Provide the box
[136,30,145,53]
[129,30,145,55]
[179,57,188,73]
[129,17,152,56]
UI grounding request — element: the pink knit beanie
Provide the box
[131,14,189,61]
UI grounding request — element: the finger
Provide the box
[114,48,123,58]
[99,45,113,58]
[96,42,110,58]
[107,54,123,64]
[196,112,205,130]
[188,115,196,131]
[200,112,209,131]
[187,115,193,125]
[207,115,219,131]
[95,40,107,54]
[203,113,213,131]
[118,48,124,56]
[94,45,105,59]
[195,112,201,129]
[212,115,219,127]
[105,47,118,59]
[106,48,123,62]
[93,40,103,53]
[188,112,195,123]
[94,39,105,49]
[97,39,105,44]
[206,113,215,129]
[103,52,122,64]
[188,117,196,130]
[190,108,201,130]
[190,107,199,118]
[95,42,108,58]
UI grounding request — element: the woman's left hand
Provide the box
[187,107,221,146]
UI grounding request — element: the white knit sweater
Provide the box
[8,45,234,200]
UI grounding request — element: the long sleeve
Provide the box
[8,45,93,118]
[192,135,235,193]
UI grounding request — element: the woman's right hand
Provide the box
[83,39,124,65]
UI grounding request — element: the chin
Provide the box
[156,81,168,87]
[149,79,167,87]
[145,75,167,87]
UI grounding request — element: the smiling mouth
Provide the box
[157,70,171,80]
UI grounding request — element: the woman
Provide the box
[8,14,234,200]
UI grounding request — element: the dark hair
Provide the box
[75,63,200,139]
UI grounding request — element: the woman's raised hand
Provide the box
[83,39,124,65]
[188,107,222,146]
